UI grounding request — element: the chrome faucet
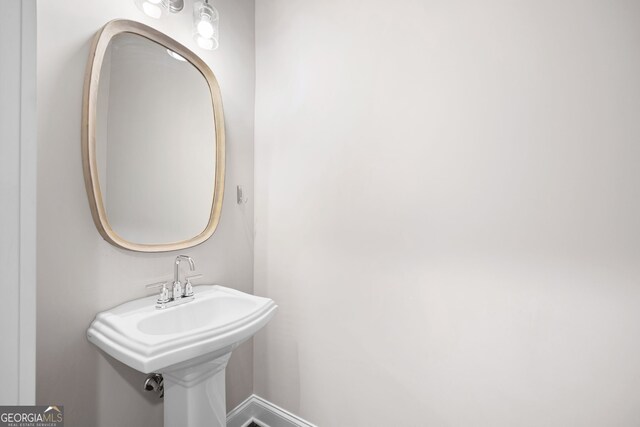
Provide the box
[173,255,195,300]
[146,255,199,309]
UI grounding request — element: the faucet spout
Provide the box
[174,255,196,285]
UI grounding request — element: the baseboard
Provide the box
[227,395,317,427]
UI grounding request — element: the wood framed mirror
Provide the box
[82,20,225,252]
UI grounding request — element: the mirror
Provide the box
[82,20,225,252]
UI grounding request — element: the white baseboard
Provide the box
[227,395,317,427]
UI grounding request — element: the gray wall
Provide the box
[254,0,640,425]
[36,0,255,425]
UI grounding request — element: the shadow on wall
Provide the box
[100,349,160,404]
[98,349,163,423]
[265,321,300,414]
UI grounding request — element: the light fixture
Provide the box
[133,0,220,51]
[193,0,219,50]
[135,0,164,19]
[135,0,183,18]
[162,0,184,13]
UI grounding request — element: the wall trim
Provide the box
[227,395,317,427]
[18,0,37,405]
[0,0,36,406]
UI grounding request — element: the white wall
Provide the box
[0,0,36,406]
[36,0,255,425]
[254,0,640,425]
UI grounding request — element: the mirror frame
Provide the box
[82,20,225,252]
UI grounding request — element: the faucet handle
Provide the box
[184,274,203,297]
[145,280,169,289]
[146,281,171,304]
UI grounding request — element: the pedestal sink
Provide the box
[87,285,277,427]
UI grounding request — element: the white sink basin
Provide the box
[137,295,262,336]
[87,285,277,427]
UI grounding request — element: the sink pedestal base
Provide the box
[163,351,233,427]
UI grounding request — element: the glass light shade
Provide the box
[193,1,219,50]
[135,0,165,19]
[195,35,219,50]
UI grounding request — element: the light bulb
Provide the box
[166,49,187,62]
[142,1,162,18]
[196,19,214,38]
[195,35,218,50]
